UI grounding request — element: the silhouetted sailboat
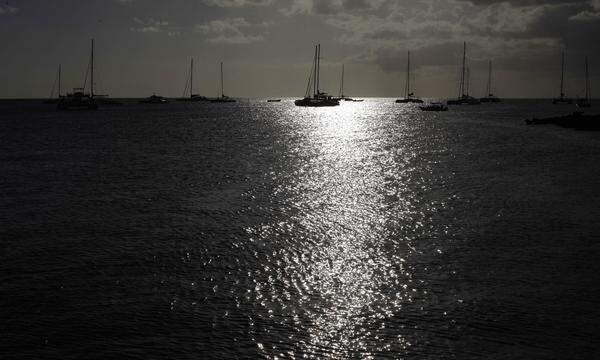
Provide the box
[86,39,122,106]
[553,51,573,104]
[295,44,339,107]
[336,64,362,102]
[210,62,236,103]
[577,56,591,108]
[58,39,98,110]
[447,42,480,105]
[480,60,501,103]
[45,65,63,104]
[176,58,208,102]
[396,51,423,103]
[140,94,168,103]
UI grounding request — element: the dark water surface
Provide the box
[2,99,600,359]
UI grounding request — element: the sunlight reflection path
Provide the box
[248,102,435,358]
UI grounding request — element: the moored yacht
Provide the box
[210,62,236,103]
[295,44,339,107]
[396,51,423,103]
[57,40,99,110]
[447,42,480,105]
[335,64,363,102]
[480,60,501,103]
[576,56,591,108]
[58,88,98,110]
[176,58,208,102]
[553,51,573,104]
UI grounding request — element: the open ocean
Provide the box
[1,99,599,359]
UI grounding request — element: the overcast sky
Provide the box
[0,0,598,98]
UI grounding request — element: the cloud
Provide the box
[201,0,273,6]
[281,0,384,15]
[569,0,600,20]
[276,0,589,74]
[195,17,269,44]
[0,4,18,14]
[569,9,600,20]
[130,17,174,33]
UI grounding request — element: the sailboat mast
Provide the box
[487,60,492,96]
[220,62,224,97]
[190,58,194,98]
[91,38,94,97]
[317,44,321,95]
[585,56,590,102]
[466,67,470,96]
[340,64,344,98]
[560,51,565,98]
[58,64,61,97]
[406,51,411,98]
[460,42,466,97]
[313,45,317,97]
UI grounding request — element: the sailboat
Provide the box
[295,44,339,107]
[58,39,98,110]
[396,51,423,103]
[336,64,362,102]
[140,93,168,103]
[576,56,591,108]
[447,42,480,105]
[553,51,573,104]
[45,65,63,104]
[210,62,236,103]
[176,58,208,102]
[480,60,501,103]
[86,39,122,106]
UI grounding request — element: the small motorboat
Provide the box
[419,102,448,111]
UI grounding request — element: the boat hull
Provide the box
[176,96,209,102]
[480,97,501,103]
[294,97,339,107]
[210,98,236,103]
[396,98,423,103]
[57,97,98,110]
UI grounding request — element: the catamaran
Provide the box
[480,60,501,103]
[396,51,423,103]
[210,62,236,103]
[576,56,591,108]
[58,39,98,110]
[447,42,480,105]
[295,44,339,107]
[553,51,573,104]
[176,58,208,102]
